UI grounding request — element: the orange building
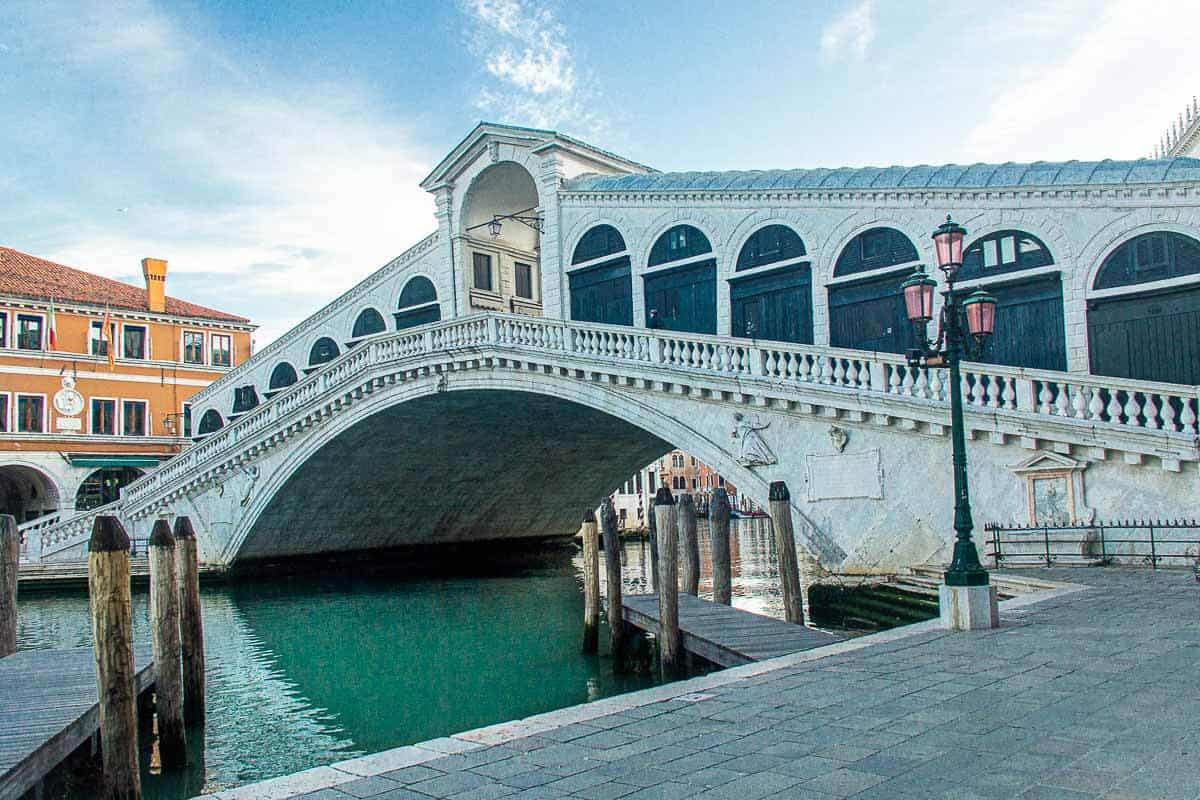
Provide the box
[0,247,254,527]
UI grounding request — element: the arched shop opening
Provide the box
[729,224,812,343]
[643,225,717,334]
[395,276,441,330]
[197,409,224,436]
[569,224,632,326]
[0,464,60,522]
[959,230,1065,371]
[351,308,387,340]
[1088,231,1200,384]
[828,227,920,354]
[75,466,147,511]
[307,337,340,373]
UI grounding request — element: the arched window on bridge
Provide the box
[959,230,1065,371]
[828,227,920,354]
[1088,231,1200,384]
[351,307,387,341]
[307,337,340,373]
[267,362,298,396]
[196,409,223,437]
[644,225,717,334]
[569,224,632,326]
[730,225,812,343]
[231,385,259,415]
[395,276,441,330]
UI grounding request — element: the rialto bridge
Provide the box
[25,123,1200,571]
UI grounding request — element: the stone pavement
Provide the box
[204,569,1200,800]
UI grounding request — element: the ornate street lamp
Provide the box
[903,215,998,591]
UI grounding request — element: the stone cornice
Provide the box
[559,184,1200,207]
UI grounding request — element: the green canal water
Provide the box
[16,518,788,799]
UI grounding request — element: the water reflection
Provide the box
[17,516,788,799]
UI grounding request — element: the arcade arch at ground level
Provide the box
[0,462,62,522]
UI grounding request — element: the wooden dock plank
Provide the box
[618,593,844,668]
[0,646,154,800]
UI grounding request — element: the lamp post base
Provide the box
[939,584,999,630]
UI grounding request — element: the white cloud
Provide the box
[962,0,1200,161]
[820,0,875,64]
[6,1,437,347]
[462,0,604,136]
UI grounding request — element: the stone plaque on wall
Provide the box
[806,449,883,501]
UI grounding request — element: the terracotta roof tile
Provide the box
[0,246,251,324]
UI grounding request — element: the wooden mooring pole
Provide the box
[646,497,660,593]
[653,488,681,678]
[600,498,627,670]
[581,510,600,654]
[768,481,805,625]
[148,520,187,768]
[173,516,206,727]
[710,489,732,606]
[678,494,700,596]
[1,514,17,658]
[88,516,141,800]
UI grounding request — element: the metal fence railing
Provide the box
[984,519,1200,568]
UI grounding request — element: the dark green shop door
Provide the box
[643,260,717,334]
[569,256,632,325]
[730,264,813,343]
[828,271,911,354]
[1088,285,1200,385]
[975,274,1066,371]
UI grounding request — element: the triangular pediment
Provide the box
[1010,451,1084,474]
[420,122,653,191]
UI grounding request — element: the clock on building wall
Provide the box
[53,376,85,418]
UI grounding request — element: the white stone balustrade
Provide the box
[31,312,1200,562]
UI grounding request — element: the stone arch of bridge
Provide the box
[0,461,63,522]
[221,369,836,566]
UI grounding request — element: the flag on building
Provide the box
[101,306,115,370]
[47,298,58,350]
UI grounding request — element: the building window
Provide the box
[183,331,205,364]
[123,324,147,359]
[0,394,8,432]
[647,472,657,492]
[91,398,116,435]
[691,477,698,490]
[89,321,114,357]
[122,400,147,436]
[718,475,725,487]
[0,312,7,348]
[473,253,493,291]
[672,453,684,468]
[514,262,534,299]
[211,334,232,367]
[17,395,44,432]
[16,315,43,350]
[182,403,192,437]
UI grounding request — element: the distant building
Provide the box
[610,450,741,530]
[0,247,254,529]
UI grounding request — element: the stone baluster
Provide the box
[1181,397,1198,434]
[1123,391,1143,428]
[1054,383,1070,416]
[1070,384,1087,419]
[1161,395,1177,432]
[1088,386,1105,420]
[1143,394,1161,430]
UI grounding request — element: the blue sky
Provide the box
[1,0,1194,345]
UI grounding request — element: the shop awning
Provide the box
[67,456,162,468]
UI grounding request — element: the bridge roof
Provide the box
[563,157,1200,193]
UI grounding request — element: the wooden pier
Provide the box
[0,646,155,800]
[619,593,844,668]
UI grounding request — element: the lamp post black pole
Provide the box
[942,281,989,587]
